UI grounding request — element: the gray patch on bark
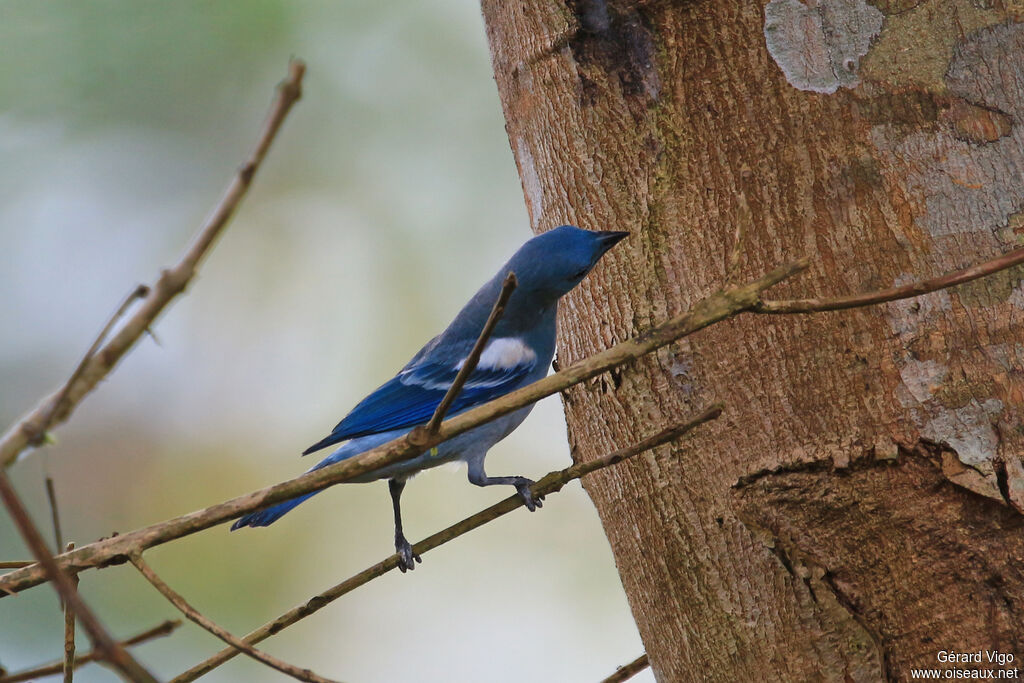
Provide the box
[1010,281,1024,309]
[764,0,884,94]
[947,22,1023,122]
[885,274,952,340]
[899,358,948,402]
[869,22,1024,237]
[922,399,1004,469]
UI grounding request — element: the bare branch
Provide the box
[63,543,77,683]
[129,554,339,683]
[0,59,306,469]
[410,271,518,444]
[45,470,65,611]
[0,561,31,570]
[171,406,722,682]
[0,263,802,598]
[600,654,650,683]
[0,472,157,682]
[755,246,1024,313]
[45,475,63,562]
[0,620,180,683]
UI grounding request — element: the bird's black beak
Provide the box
[595,231,629,251]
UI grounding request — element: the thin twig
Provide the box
[755,246,1024,313]
[0,561,32,570]
[129,554,340,683]
[600,653,650,683]
[0,59,306,469]
[0,471,157,683]
[45,475,63,557]
[410,272,518,444]
[0,620,180,683]
[45,467,65,610]
[63,543,77,683]
[170,406,721,682]
[32,285,149,449]
[0,262,803,598]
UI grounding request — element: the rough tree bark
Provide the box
[482,2,1024,681]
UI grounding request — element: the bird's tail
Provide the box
[230,439,376,531]
[230,491,319,530]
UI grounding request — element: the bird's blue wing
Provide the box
[302,338,537,455]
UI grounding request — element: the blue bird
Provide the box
[232,225,628,571]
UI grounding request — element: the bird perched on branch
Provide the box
[232,225,628,571]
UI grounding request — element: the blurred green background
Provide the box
[0,2,654,681]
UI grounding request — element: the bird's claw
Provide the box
[395,535,422,573]
[515,480,543,511]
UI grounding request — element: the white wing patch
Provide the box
[399,337,536,391]
[395,335,532,389]
[459,337,536,372]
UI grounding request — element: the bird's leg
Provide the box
[389,478,421,572]
[467,457,544,511]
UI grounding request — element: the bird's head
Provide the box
[506,225,628,301]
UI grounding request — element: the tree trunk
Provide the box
[482,2,1024,680]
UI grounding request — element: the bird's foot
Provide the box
[395,533,422,573]
[514,478,543,511]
